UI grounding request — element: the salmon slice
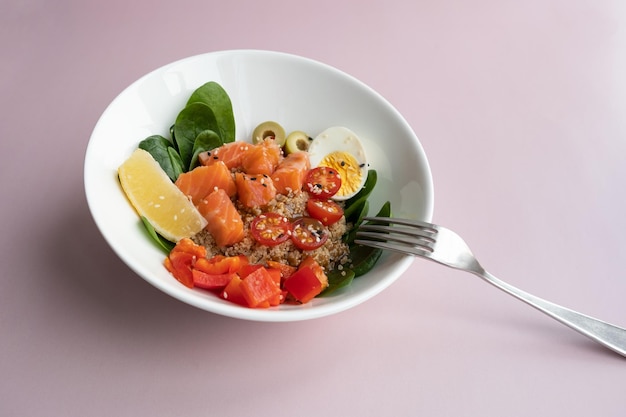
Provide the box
[199,141,252,170]
[235,172,277,208]
[271,151,311,195]
[197,188,245,247]
[175,161,236,205]
[241,139,283,176]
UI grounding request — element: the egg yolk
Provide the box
[319,151,363,197]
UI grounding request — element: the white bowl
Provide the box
[84,50,434,321]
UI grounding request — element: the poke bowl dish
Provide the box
[84,50,433,321]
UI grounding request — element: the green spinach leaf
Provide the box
[343,169,377,222]
[141,216,175,253]
[187,81,236,143]
[174,102,220,170]
[343,199,369,244]
[189,129,223,170]
[167,147,185,181]
[319,269,355,297]
[138,135,181,182]
[347,200,392,276]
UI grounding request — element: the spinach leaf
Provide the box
[343,199,369,244]
[173,102,220,170]
[347,200,392,277]
[319,269,355,297]
[138,135,182,182]
[167,147,185,181]
[189,129,223,170]
[141,216,175,253]
[343,169,377,222]
[348,244,383,277]
[187,81,236,143]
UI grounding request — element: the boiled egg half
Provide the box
[307,126,368,200]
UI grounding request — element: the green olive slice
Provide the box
[284,130,312,154]
[252,121,286,146]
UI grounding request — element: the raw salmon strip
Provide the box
[175,161,236,205]
[235,172,277,208]
[241,139,283,176]
[199,141,252,170]
[271,151,311,195]
[197,188,245,247]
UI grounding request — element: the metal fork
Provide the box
[355,217,626,357]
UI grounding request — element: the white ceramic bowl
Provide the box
[84,50,434,321]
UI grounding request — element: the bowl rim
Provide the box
[84,49,434,321]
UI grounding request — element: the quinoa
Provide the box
[191,191,351,271]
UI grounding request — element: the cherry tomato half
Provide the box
[306,198,344,226]
[250,212,292,246]
[291,217,329,251]
[304,167,342,199]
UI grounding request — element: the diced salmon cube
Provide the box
[241,139,283,176]
[271,151,311,195]
[234,172,277,208]
[175,161,236,205]
[197,188,245,247]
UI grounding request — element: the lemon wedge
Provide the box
[118,149,207,242]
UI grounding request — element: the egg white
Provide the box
[307,126,368,200]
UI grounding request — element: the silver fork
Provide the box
[355,217,626,357]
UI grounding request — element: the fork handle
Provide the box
[476,270,626,357]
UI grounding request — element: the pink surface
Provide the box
[2,1,625,416]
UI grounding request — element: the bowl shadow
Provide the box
[39,194,272,340]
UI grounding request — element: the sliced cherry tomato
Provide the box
[304,167,342,199]
[291,217,328,250]
[306,198,344,226]
[250,212,292,246]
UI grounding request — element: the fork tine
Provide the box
[355,230,435,252]
[352,238,433,258]
[355,216,438,255]
[362,217,438,232]
[358,224,436,242]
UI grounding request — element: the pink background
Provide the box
[2,1,625,416]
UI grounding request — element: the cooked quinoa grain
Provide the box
[192,191,351,271]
